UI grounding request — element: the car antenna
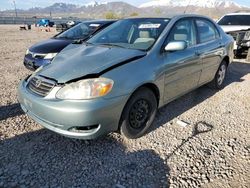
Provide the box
[184,0,192,14]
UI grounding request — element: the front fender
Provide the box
[102,56,165,106]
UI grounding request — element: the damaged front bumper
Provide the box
[227,29,250,55]
[17,79,129,139]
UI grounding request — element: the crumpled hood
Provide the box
[29,38,73,54]
[39,44,146,83]
[220,25,250,33]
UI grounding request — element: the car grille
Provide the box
[27,76,56,97]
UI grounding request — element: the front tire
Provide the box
[119,87,157,139]
[208,61,228,89]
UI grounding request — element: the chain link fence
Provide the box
[0,16,86,25]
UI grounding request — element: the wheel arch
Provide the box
[117,82,160,131]
[136,83,160,107]
[222,56,230,67]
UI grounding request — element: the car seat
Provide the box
[133,31,155,49]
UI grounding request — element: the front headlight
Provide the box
[244,31,250,40]
[56,78,114,100]
[44,53,57,59]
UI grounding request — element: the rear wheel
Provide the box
[208,61,228,89]
[120,87,157,139]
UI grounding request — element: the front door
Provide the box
[162,19,202,103]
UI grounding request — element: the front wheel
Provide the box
[119,87,157,139]
[208,61,228,89]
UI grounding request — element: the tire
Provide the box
[208,61,228,89]
[119,87,157,139]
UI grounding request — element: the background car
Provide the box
[36,19,54,27]
[24,20,116,70]
[218,13,250,57]
[56,20,81,32]
[18,15,234,140]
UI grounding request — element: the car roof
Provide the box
[80,20,117,24]
[170,14,214,19]
[123,14,212,20]
[123,17,170,19]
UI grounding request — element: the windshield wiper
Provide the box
[72,40,93,45]
[99,43,126,49]
[56,36,72,40]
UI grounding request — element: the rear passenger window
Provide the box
[196,19,219,43]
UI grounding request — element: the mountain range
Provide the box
[139,0,243,8]
[1,1,250,19]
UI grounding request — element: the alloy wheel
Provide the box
[217,64,226,86]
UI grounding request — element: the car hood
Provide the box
[39,44,147,83]
[29,38,73,54]
[220,25,250,33]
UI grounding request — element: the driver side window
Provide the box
[167,19,197,47]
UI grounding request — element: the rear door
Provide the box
[195,19,224,85]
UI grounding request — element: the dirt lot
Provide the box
[0,25,249,188]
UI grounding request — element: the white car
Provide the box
[66,20,76,26]
[218,13,250,56]
[218,13,250,32]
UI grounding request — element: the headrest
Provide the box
[139,31,150,38]
[174,29,188,41]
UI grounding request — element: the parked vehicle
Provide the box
[18,15,234,140]
[67,20,78,26]
[24,20,116,70]
[36,19,54,27]
[218,13,250,56]
[56,21,81,32]
[56,23,70,32]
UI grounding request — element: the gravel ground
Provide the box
[0,25,249,188]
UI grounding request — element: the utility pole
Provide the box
[13,0,17,17]
[184,0,192,14]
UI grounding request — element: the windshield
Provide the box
[56,22,103,40]
[218,15,250,26]
[88,18,170,51]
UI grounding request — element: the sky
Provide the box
[1,0,250,10]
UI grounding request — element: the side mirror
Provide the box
[164,41,187,52]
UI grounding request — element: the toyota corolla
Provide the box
[18,15,234,139]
